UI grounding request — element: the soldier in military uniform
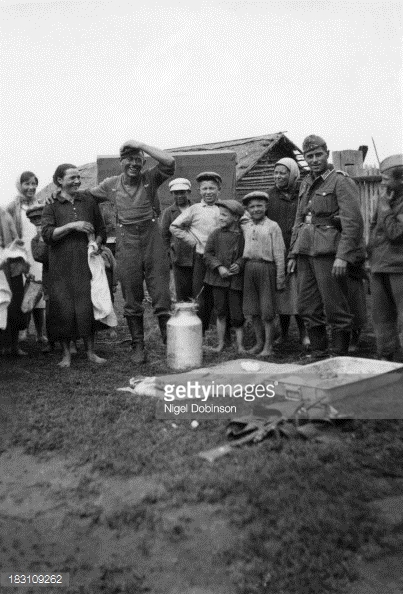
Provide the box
[287,135,365,357]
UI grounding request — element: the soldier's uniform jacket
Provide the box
[289,166,365,264]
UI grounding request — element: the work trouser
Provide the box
[173,264,193,302]
[371,272,403,358]
[192,253,214,333]
[347,275,367,333]
[297,255,352,331]
[115,219,171,318]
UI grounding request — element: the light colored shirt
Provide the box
[169,200,220,255]
[242,216,286,289]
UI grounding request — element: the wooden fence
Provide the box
[351,167,381,245]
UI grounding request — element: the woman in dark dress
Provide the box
[266,158,309,347]
[41,164,107,367]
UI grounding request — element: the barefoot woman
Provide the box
[41,164,107,367]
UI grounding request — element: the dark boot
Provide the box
[331,329,350,356]
[306,325,328,359]
[158,314,170,345]
[126,316,146,363]
[348,329,360,354]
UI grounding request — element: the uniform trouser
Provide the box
[297,255,352,331]
[115,219,171,318]
[192,253,214,333]
[347,275,367,333]
[371,272,403,357]
[173,264,193,302]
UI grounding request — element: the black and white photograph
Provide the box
[1,1,402,592]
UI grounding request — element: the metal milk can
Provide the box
[167,302,202,370]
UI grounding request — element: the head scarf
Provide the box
[274,158,300,190]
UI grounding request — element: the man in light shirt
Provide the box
[170,171,222,333]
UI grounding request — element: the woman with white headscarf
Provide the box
[7,171,48,348]
[266,158,309,347]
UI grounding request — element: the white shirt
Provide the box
[169,200,220,255]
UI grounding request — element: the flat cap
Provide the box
[119,144,145,158]
[26,204,44,219]
[302,135,327,154]
[169,178,191,192]
[216,200,244,217]
[242,191,269,206]
[380,154,403,173]
[196,171,222,186]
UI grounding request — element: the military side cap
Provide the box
[169,178,191,192]
[242,191,269,206]
[302,135,327,154]
[196,171,222,185]
[216,200,244,217]
[26,204,44,219]
[380,154,403,173]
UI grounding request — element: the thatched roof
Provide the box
[37,132,307,203]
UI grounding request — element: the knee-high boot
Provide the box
[126,316,146,363]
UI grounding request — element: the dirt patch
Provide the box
[0,448,236,593]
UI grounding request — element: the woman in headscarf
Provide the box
[41,163,107,368]
[0,208,30,355]
[7,171,48,348]
[266,158,309,347]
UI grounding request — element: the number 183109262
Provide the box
[0,573,69,587]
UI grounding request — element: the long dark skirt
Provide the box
[47,233,94,342]
[0,271,28,349]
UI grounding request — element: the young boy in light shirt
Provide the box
[241,191,286,357]
[170,171,222,333]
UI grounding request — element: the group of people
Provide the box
[1,136,402,367]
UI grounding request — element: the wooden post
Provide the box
[332,150,364,176]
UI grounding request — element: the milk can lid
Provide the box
[173,301,198,311]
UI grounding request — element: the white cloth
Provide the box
[87,241,117,327]
[0,269,12,329]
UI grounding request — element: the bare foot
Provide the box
[87,353,107,364]
[237,346,247,354]
[257,349,274,358]
[57,357,71,368]
[69,343,77,354]
[247,344,264,355]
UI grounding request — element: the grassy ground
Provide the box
[1,288,403,593]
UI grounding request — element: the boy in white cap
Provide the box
[170,171,222,333]
[161,178,194,301]
[241,191,286,357]
[204,199,246,353]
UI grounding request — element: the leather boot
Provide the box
[126,316,146,363]
[306,325,328,359]
[331,329,350,356]
[158,314,170,345]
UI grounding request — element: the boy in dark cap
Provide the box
[288,135,365,358]
[204,199,246,353]
[241,191,286,357]
[170,171,222,333]
[368,154,403,360]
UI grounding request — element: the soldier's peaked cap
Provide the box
[380,154,403,173]
[302,135,328,154]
